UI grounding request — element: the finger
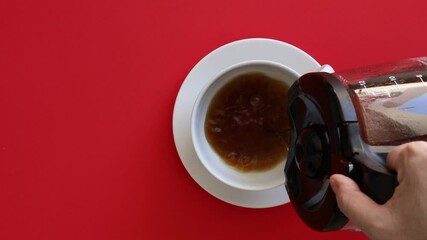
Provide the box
[330,174,384,232]
[387,141,427,183]
[386,143,407,172]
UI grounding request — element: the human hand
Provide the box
[330,141,427,240]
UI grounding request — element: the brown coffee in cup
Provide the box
[204,72,290,172]
[191,60,301,191]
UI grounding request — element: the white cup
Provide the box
[191,60,301,191]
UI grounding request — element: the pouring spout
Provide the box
[318,64,335,73]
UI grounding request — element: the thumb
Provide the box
[330,174,384,232]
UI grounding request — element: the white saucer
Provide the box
[172,38,321,208]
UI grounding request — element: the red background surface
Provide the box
[1,0,427,239]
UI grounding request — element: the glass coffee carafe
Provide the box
[285,57,427,231]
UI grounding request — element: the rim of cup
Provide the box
[191,60,301,191]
